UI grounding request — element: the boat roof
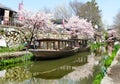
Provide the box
[36,38,89,41]
[35,38,73,42]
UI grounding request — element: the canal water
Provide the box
[0,52,98,84]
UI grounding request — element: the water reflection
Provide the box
[2,66,32,82]
[0,52,95,84]
[21,77,93,84]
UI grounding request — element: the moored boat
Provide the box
[29,38,89,59]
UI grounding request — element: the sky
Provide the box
[0,0,120,26]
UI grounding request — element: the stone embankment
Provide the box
[101,49,120,84]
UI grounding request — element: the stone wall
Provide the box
[0,28,24,47]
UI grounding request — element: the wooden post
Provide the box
[62,41,64,49]
[70,41,72,49]
[53,42,55,49]
[81,40,83,48]
[39,41,41,48]
[65,41,67,48]
[47,41,49,49]
[58,41,60,50]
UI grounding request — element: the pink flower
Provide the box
[65,16,94,38]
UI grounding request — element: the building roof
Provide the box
[0,3,16,13]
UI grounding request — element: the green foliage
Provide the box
[104,44,120,68]
[0,29,5,35]
[114,44,120,52]
[79,0,102,26]
[93,72,104,84]
[104,31,108,40]
[0,45,25,53]
[0,61,32,71]
[0,54,33,70]
[93,43,120,84]
[88,42,106,52]
[104,57,112,68]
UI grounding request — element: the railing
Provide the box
[0,16,22,27]
[71,39,88,48]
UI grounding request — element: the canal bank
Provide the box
[101,49,120,84]
[0,51,33,71]
[0,51,31,59]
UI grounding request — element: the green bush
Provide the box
[88,42,106,52]
[104,58,112,68]
[114,44,120,52]
[0,45,25,53]
[104,44,120,68]
[0,54,33,67]
[93,73,104,84]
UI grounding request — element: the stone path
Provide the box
[101,50,120,84]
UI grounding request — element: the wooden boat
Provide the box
[29,38,89,59]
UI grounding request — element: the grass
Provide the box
[0,61,33,71]
[0,45,25,53]
[93,44,120,84]
[0,54,33,70]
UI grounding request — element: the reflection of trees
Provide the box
[2,66,32,82]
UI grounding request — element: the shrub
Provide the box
[0,45,25,53]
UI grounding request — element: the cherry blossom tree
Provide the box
[108,29,117,37]
[19,11,56,45]
[65,16,94,39]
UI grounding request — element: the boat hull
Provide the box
[29,48,80,60]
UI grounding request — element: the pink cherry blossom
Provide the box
[65,16,94,38]
[108,29,117,37]
[21,11,55,33]
[19,11,57,44]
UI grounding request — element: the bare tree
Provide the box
[69,0,83,15]
[113,10,120,33]
[42,7,51,13]
[53,5,72,20]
